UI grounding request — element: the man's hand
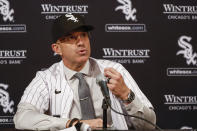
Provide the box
[104,67,130,100]
[66,118,103,129]
[80,118,103,129]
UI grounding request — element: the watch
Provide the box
[122,90,135,103]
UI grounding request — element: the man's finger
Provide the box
[104,67,119,75]
[104,70,117,79]
[107,78,117,84]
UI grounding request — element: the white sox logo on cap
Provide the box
[65,13,79,22]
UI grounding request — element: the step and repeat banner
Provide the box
[0,0,197,129]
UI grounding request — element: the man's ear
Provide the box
[51,43,62,55]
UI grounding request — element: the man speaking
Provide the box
[14,13,156,131]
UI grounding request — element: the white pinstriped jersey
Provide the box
[19,58,153,129]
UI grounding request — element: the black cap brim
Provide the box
[63,25,94,36]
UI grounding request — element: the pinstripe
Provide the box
[115,63,121,70]
[63,87,72,113]
[43,100,49,111]
[108,61,115,67]
[61,83,67,114]
[47,68,54,113]
[112,94,126,124]
[41,70,47,77]
[112,63,121,70]
[122,69,136,89]
[40,71,52,112]
[60,69,63,91]
[46,65,58,115]
[123,68,139,92]
[50,76,53,113]
[40,71,51,94]
[104,60,108,65]
[56,70,64,114]
[29,72,48,105]
[35,86,48,108]
[40,92,49,113]
[55,76,57,115]
[49,67,57,114]
[122,67,139,94]
[48,70,52,92]
[48,70,53,113]
[100,59,107,65]
[99,59,105,64]
[43,97,49,111]
[30,82,43,104]
[23,78,42,102]
[22,78,40,101]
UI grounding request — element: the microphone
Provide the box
[96,73,110,100]
[55,89,61,94]
[96,73,110,129]
[80,123,91,131]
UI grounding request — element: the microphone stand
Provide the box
[102,98,108,129]
[102,97,110,130]
[96,79,111,129]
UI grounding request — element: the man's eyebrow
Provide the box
[66,33,72,36]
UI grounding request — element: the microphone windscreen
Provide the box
[96,73,107,84]
[80,123,91,131]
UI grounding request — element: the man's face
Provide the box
[53,31,91,69]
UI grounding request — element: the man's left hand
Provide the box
[104,67,130,100]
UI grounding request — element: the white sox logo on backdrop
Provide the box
[166,35,197,76]
[177,35,197,66]
[0,83,14,113]
[65,13,79,22]
[106,0,145,32]
[0,0,14,22]
[115,0,137,21]
[0,0,26,32]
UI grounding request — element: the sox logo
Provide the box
[115,0,137,21]
[176,35,197,66]
[65,13,79,22]
[0,83,14,113]
[0,0,14,22]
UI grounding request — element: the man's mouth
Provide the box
[77,49,87,55]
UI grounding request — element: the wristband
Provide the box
[68,118,79,127]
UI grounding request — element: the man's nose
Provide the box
[76,35,84,46]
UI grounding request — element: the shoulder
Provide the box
[94,58,124,70]
[35,61,61,80]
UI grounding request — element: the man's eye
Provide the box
[81,33,87,37]
[69,36,76,40]
[80,33,87,38]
